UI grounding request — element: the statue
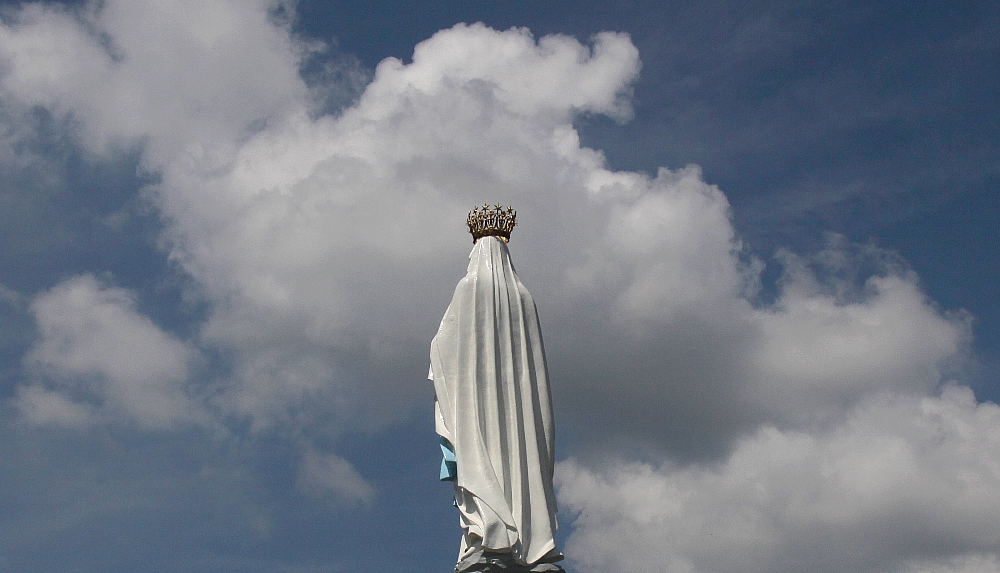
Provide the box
[430,206,564,573]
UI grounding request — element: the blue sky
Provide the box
[0,1,998,572]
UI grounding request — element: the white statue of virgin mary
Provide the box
[429,206,563,573]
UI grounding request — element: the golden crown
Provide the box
[467,204,516,243]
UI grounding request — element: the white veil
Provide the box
[430,235,560,566]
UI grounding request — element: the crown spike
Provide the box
[467,204,517,243]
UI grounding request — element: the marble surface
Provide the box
[431,236,562,567]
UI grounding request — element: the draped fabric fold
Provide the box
[430,236,560,566]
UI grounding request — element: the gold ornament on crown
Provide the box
[467,204,517,243]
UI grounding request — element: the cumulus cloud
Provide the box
[905,555,1000,573]
[0,0,306,163]
[19,274,196,429]
[297,446,376,507]
[0,0,990,569]
[749,243,969,423]
[550,230,968,458]
[557,386,1000,573]
[146,21,645,436]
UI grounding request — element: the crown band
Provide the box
[467,204,516,243]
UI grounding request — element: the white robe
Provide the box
[430,236,560,566]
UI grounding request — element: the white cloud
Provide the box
[19,274,196,429]
[297,447,375,507]
[557,386,1000,573]
[370,24,638,122]
[590,164,744,319]
[903,555,1000,573]
[143,22,648,435]
[750,244,969,423]
[0,0,307,164]
[15,384,94,427]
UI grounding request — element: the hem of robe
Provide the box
[456,486,559,566]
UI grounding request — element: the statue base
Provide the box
[456,551,565,573]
